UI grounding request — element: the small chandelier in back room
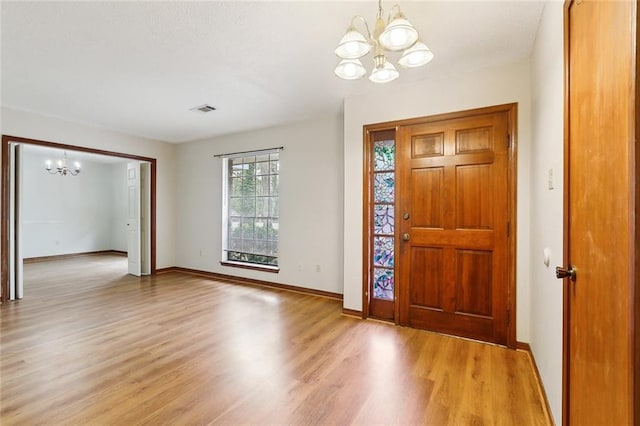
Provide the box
[45,151,81,176]
[333,0,434,83]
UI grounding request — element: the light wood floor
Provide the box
[1,254,551,425]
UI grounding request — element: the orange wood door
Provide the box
[564,0,637,424]
[397,107,513,346]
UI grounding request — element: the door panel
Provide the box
[126,161,151,276]
[140,162,151,275]
[409,247,443,309]
[398,110,511,345]
[8,143,24,300]
[564,0,636,424]
[412,132,444,157]
[411,168,443,227]
[127,162,141,277]
[455,250,492,317]
[456,164,492,229]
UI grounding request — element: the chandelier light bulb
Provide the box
[399,41,434,68]
[379,14,418,51]
[334,59,366,80]
[369,56,399,83]
[335,27,371,59]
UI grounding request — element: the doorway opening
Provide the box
[1,135,157,302]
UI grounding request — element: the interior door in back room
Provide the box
[127,162,141,276]
[127,161,151,277]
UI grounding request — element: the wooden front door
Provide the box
[396,105,515,346]
[563,0,637,424]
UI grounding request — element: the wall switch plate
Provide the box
[548,168,554,190]
[543,247,551,267]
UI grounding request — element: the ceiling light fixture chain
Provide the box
[333,0,434,83]
[45,150,81,176]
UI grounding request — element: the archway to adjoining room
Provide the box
[1,135,157,302]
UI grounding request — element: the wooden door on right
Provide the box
[564,0,638,424]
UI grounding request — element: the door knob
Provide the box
[402,233,410,241]
[556,265,576,281]
[403,213,410,220]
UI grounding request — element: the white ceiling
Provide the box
[1,1,545,144]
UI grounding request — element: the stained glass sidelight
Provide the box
[374,172,394,203]
[374,205,394,235]
[373,236,394,267]
[372,139,395,301]
[373,268,394,300]
[374,140,395,171]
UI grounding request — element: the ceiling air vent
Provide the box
[190,104,217,114]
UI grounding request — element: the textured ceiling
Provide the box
[1,1,545,143]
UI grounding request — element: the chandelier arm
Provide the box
[43,151,81,175]
[349,15,373,42]
[389,4,403,21]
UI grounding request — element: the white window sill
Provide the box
[220,261,280,273]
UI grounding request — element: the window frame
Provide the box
[220,149,280,273]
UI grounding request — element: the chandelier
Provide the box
[333,0,434,83]
[45,151,81,176]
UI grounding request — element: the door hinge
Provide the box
[507,222,510,237]
[506,309,510,325]
[506,134,511,148]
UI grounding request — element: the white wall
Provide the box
[529,2,564,423]
[1,107,177,268]
[174,114,344,294]
[343,59,532,342]
[21,150,127,257]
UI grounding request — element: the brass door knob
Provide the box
[402,233,410,241]
[556,265,577,281]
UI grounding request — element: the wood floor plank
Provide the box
[0,254,551,425]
